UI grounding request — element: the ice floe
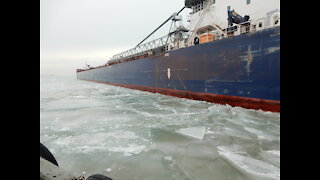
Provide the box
[218,149,280,180]
[175,126,206,140]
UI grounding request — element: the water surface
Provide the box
[40,75,280,180]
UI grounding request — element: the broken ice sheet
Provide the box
[218,150,280,180]
[175,126,206,140]
[163,156,173,161]
[108,143,146,157]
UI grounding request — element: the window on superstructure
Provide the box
[190,0,214,14]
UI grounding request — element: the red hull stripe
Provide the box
[80,79,280,113]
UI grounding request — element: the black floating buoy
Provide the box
[40,142,59,167]
[87,174,113,180]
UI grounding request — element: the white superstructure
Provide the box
[189,0,280,31]
[107,0,280,65]
[186,0,280,45]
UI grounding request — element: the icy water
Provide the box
[40,75,280,180]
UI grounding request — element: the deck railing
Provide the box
[110,34,175,62]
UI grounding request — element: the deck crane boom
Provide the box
[136,6,185,47]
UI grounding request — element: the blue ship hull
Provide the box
[77,27,280,112]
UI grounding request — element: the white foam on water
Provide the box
[244,127,278,141]
[52,130,150,154]
[260,150,280,168]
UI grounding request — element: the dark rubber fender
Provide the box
[194,37,199,45]
[40,142,59,167]
[87,174,113,180]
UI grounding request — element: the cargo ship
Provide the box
[77,0,280,112]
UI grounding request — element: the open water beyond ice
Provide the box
[40,75,280,180]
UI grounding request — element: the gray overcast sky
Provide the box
[40,0,190,76]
